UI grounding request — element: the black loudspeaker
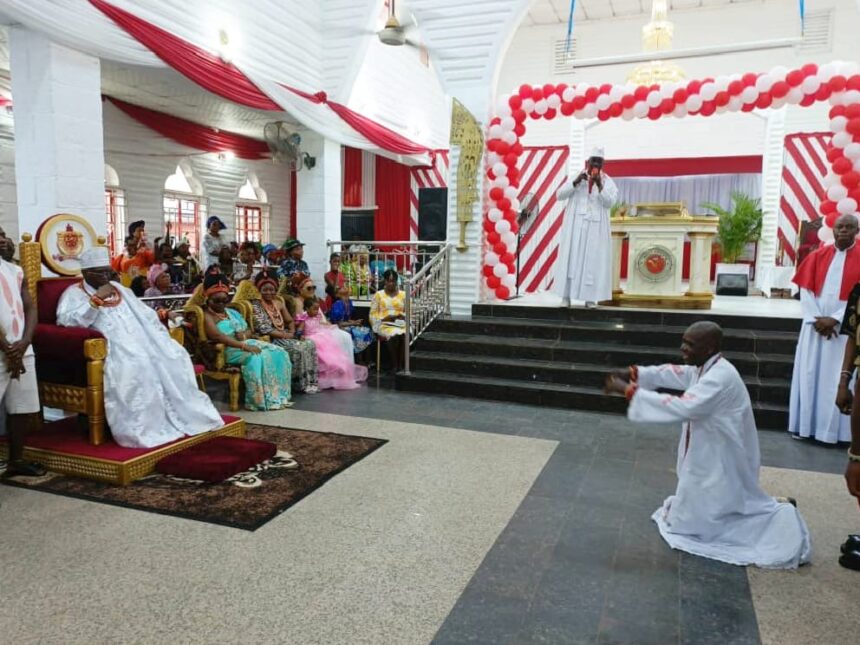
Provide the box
[418,187,448,241]
[341,209,374,241]
[715,273,749,296]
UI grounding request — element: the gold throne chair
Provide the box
[19,234,109,445]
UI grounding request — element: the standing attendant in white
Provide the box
[790,214,860,443]
[605,322,811,569]
[552,147,618,308]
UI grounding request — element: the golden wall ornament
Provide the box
[449,98,484,252]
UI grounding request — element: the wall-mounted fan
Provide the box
[263,122,315,170]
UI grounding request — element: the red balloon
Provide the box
[489,187,504,201]
[799,94,816,107]
[821,200,837,215]
[609,103,623,117]
[848,75,860,92]
[496,142,510,155]
[598,110,610,121]
[495,286,511,300]
[830,76,848,92]
[543,83,556,97]
[512,109,527,123]
[487,170,496,181]
[503,209,518,222]
[514,123,526,136]
[786,70,804,87]
[728,81,743,96]
[660,99,675,114]
[847,118,860,136]
[504,153,519,166]
[755,93,773,109]
[482,264,494,279]
[585,87,599,102]
[531,88,544,101]
[648,107,661,120]
[650,83,661,92]
[512,142,524,155]
[487,231,501,246]
[572,96,586,111]
[497,198,511,211]
[741,103,756,113]
[508,95,523,110]
[830,105,848,119]
[700,102,716,116]
[849,188,860,204]
[846,104,860,119]
[560,103,575,116]
[771,81,790,98]
[825,212,839,228]
[490,117,502,126]
[715,92,730,107]
[634,85,650,100]
[742,72,758,86]
[529,111,540,120]
[487,275,501,290]
[841,171,860,189]
[544,108,557,120]
[833,157,853,174]
[492,242,507,256]
[801,63,818,77]
[518,84,532,99]
[500,252,515,266]
[816,85,833,102]
[621,94,636,109]
[555,83,568,95]
[687,79,702,94]
[827,147,845,162]
[483,219,495,234]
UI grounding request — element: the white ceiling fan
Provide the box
[376,0,422,49]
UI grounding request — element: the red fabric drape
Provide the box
[290,169,297,238]
[107,97,269,159]
[90,0,430,157]
[343,147,363,207]
[375,156,411,241]
[604,155,763,177]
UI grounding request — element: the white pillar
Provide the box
[295,133,341,279]
[9,28,106,239]
[755,108,786,285]
[446,89,489,316]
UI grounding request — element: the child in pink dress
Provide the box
[296,298,368,390]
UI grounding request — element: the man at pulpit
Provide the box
[552,147,618,308]
[56,247,223,448]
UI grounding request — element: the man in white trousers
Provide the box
[552,147,618,308]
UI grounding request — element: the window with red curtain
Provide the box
[374,155,411,241]
[163,193,206,254]
[104,187,126,256]
[235,205,268,243]
[343,147,363,207]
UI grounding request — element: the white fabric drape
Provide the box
[614,173,761,213]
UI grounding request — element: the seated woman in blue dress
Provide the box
[328,285,374,360]
[201,273,293,411]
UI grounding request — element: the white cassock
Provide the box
[552,175,618,303]
[629,355,811,569]
[788,249,851,443]
[56,281,223,448]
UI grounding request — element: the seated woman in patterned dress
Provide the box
[296,298,368,390]
[369,269,407,372]
[202,274,293,411]
[249,269,320,394]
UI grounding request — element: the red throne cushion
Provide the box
[155,436,277,482]
[37,277,81,324]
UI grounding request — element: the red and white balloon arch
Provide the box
[482,61,860,300]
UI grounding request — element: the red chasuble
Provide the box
[793,243,860,301]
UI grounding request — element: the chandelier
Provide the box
[627,0,686,85]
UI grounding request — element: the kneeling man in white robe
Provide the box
[552,147,618,308]
[789,213,860,443]
[605,321,811,569]
[57,247,223,448]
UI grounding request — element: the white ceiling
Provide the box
[524,0,767,26]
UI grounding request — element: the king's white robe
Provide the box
[788,247,851,443]
[629,355,811,569]
[551,175,618,303]
[57,281,223,448]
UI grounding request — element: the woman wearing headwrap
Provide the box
[250,269,320,394]
[110,234,155,287]
[202,273,292,410]
[142,263,178,311]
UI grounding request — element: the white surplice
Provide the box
[56,281,223,448]
[551,175,618,303]
[788,247,852,443]
[629,355,811,569]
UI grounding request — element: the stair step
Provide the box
[408,351,790,406]
[396,370,789,431]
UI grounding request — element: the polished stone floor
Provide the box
[1,378,857,644]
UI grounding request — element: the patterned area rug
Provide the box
[1,424,386,531]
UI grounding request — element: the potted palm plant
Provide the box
[701,192,763,295]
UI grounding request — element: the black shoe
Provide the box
[840,534,860,555]
[3,460,47,478]
[838,549,860,571]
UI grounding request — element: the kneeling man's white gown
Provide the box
[628,355,811,568]
[57,281,223,448]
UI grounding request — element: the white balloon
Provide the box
[500,116,516,131]
[829,92,843,106]
[715,76,731,91]
[771,96,787,110]
[492,162,508,177]
[495,219,511,235]
[547,94,561,109]
[844,143,860,160]
[831,116,849,132]
[672,104,687,118]
[801,75,822,94]
[769,65,788,80]
[716,104,729,114]
[818,62,837,81]
[686,95,703,112]
[493,175,510,189]
[844,90,860,105]
[501,231,517,247]
[609,86,624,102]
[622,109,635,121]
[632,101,649,118]
[504,186,518,200]
[522,98,535,113]
[833,131,853,149]
[501,274,516,288]
[485,251,500,266]
[854,158,860,172]
[509,198,520,213]
[818,226,835,244]
[534,99,548,115]
[596,94,611,110]
[582,103,598,119]
[700,83,717,101]
[493,262,508,278]
[828,184,849,201]
[488,208,503,223]
[741,86,758,104]
[574,83,588,97]
[755,73,775,93]
[786,88,804,104]
[562,87,575,102]
[502,130,517,145]
[824,172,841,187]
[838,198,858,215]
[728,97,743,112]
[646,91,662,107]
[489,124,503,139]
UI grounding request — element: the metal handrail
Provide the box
[404,244,450,375]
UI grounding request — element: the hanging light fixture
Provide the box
[627,0,686,85]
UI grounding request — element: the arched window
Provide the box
[163,162,207,255]
[104,164,126,255]
[235,175,270,244]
